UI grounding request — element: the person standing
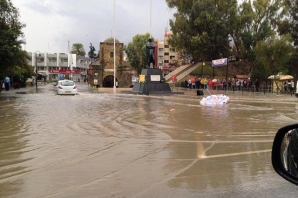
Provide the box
[284,81,288,93]
[184,79,188,88]
[232,78,236,91]
[200,78,204,89]
[196,77,201,89]
[204,78,208,89]
[236,80,240,91]
[254,79,260,92]
[247,78,252,91]
[243,79,247,90]
[4,76,10,91]
[228,78,232,90]
[191,78,195,89]
[290,80,295,94]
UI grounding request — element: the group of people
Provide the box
[284,80,295,94]
[185,78,208,89]
[1,76,21,91]
[184,77,263,92]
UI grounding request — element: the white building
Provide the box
[155,28,180,76]
[27,52,92,82]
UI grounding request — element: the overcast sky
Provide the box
[11,0,175,54]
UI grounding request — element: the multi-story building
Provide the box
[26,52,92,82]
[155,28,180,76]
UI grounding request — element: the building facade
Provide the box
[27,52,92,82]
[155,28,180,76]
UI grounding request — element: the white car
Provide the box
[55,80,77,95]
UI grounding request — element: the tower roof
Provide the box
[103,37,120,44]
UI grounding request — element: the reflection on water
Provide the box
[0,98,30,197]
[1,84,298,197]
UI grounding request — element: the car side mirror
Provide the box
[272,123,298,186]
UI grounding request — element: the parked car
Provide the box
[272,123,298,186]
[54,80,77,95]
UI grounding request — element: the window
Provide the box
[164,60,169,63]
[110,52,114,58]
[164,52,169,56]
[158,56,163,60]
[49,58,56,63]
[170,56,175,60]
[61,81,75,86]
[164,45,169,48]
[38,58,44,63]
[159,48,164,52]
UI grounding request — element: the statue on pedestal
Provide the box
[88,43,96,62]
[145,38,156,68]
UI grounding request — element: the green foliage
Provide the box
[71,43,86,56]
[12,65,34,87]
[254,34,294,77]
[281,0,298,47]
[124,33,152,74]
[165,0,291,82]
[0,0,28,78]
[166,0,235,61]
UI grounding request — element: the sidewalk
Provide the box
[0,84,46,96]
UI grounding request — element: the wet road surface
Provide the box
[1,83,298,197]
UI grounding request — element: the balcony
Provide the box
[47,62,57,66]
[60,62,68,67]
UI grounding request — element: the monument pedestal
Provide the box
[132,68,171,95]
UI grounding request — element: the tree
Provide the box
[166,0,236,62]
[124,33,153,74]
[282,0,298,46]
[236,0,283,65]
[279,0,298,79]
[0,0,28,79]
[70,43,86,56]
[166,0,289,82]
[253,34,294,79]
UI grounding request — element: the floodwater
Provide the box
[1,83,298,198]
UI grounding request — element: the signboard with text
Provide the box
[212,58,228,67]
[49,69,81,74]
[151,75,160,82]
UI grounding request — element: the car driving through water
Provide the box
[54,80,77,95]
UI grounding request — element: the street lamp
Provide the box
[113,0,116,94]
[202,61,205,77]
[35,51,40,91]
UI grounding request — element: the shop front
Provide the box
[49,69,81,81]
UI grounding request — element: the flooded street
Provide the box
[1,83,298,198]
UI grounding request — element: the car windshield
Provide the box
[61,81,74,86]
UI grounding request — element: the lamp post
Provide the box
[113,0,116,94]
[201,60,205,77]
[35,51,40,91]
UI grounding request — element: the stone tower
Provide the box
[100,37,124,87]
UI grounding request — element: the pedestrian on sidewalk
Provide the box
[4,76,10,91]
